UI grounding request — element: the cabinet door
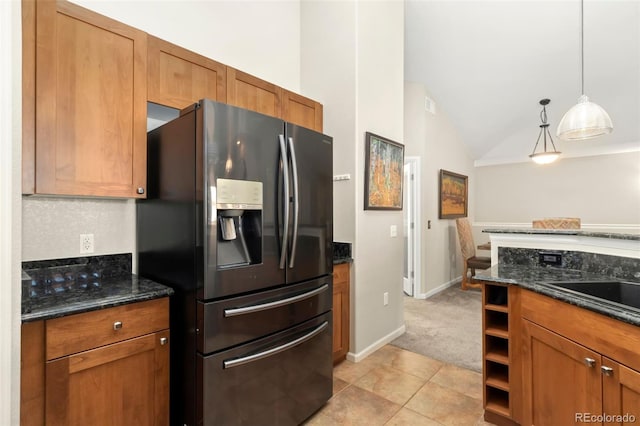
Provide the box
[148,35,226,109]
[282,90,323,132]
[226,67,282,117]
[602,358,640,423]
[46,330,169,426]
[332,264,350,363]
[522,320,602,425]
[35,1,147,197]
[21,321,45,426]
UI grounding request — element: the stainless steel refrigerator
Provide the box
[138,100,333,426]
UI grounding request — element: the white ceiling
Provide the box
[404,0,640,166]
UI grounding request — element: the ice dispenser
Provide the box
[215,178,263,268]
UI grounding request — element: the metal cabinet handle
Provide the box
[584,357,596,368]
[601,366,614,376]
[113,321,123,330]
[160,337,168,345]
[137,187,145,194]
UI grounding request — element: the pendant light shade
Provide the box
[530,151,561,165]
[557,0,613,140]
[556,95,613,140]
[530,99,561,165]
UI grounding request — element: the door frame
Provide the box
[403,157,421,298]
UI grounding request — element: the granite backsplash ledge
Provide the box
[333,242,352,264]
[22,253,173,322]
[498,247,640,282]
[23,252,133,278]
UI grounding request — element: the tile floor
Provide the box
[305,344,494,426]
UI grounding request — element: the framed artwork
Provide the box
[364,132,404,210]
[439,169,468,219]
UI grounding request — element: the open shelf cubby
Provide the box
[481,281,514,425]
[485,387,510,417]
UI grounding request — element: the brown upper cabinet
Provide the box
[147,35,226,110]
[226,67,283,119]
[25,0,148,198]
[226,67,323,132]
[282,90,323,132]
[22,0,324,197]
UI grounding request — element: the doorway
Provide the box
[403,157,420,297]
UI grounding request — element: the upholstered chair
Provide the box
[455,218,491,290]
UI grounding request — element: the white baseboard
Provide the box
[414,277,461,299]
[346,324,406,363]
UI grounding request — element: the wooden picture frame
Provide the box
[439,169,468,219]
[364,132,404,210]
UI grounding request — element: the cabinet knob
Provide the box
[160,337,168,345]
[137,187,145,195]
[113,321,123,330]
[601,366,614,377]
[583,357,596,368]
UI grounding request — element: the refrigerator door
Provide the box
[202,101,286,300]
[284,124,333,284]
[197,277,332,354]
[198,312,332,426]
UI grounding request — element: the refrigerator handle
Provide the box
[287,136,299,269]
[278,134,290,270]
[223,321,328,369]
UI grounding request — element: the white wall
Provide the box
[23,1,303,263]
[300,1,357,243]
[353,1,405,357]
[404,81,478,296]
[476,152,640,231]
[2,0,22,422]
[69,0,301,92]
[22,198,137,261]
[302,0,405,360]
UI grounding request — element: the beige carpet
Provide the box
[391,285,483,372]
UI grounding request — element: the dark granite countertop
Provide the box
[333,241,353,264]
[22,254,174,323]
[483,228,640,241]
[475,264,640,327]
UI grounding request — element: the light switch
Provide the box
[390,225,397,237]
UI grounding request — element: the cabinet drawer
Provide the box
[333,263,349,284]
[46,298,169,360]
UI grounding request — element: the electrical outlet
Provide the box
[383,292,389,306]
[80,234,94,254]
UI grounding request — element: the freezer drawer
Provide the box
[197,312,332,426]
[197,277,332,354]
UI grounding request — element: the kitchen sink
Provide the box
[540,280,640,312]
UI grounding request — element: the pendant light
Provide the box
[530,99,561,165]
[557,0,613,140]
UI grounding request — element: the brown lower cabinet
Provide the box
[481,282,640,426]
[521,289,640,426]
[522,320,602,424]
[333,263,350,363]
[21,298,170,426]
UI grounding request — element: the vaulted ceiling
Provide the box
[404,1,639,166]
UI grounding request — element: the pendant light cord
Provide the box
[580,0,585,95]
